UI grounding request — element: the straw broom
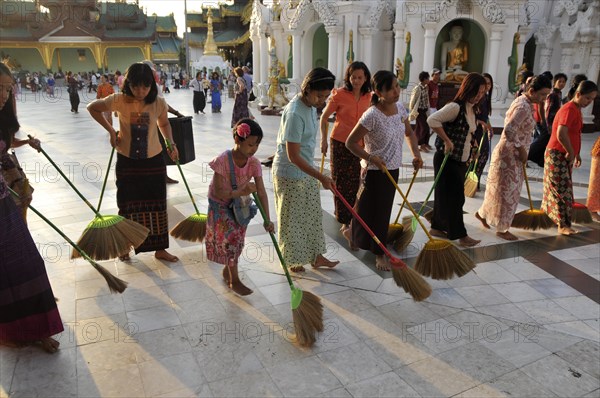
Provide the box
[464,133,486,198]
[165,140,208,242]
[32,141,149,261]
[387,169,418,244]
[384,167,476,280]
[572,202,593,224]
[9,188,127,293]
[511,163,555,230]
[251,192,323,347]
[332,186,431,301]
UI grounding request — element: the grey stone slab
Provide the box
[207,369,283,397]
[526,278,582,299]
[317,342,392,385]
[378,300,441,328]
[125,304,182,333]
[266,356,342,397]
[138,352,205,397]
[455,285,511,307]
[422,287,473,309]
[555,340,600,379]
[395,358,479,397]
[475,303,538,326]
[478,327,553,368]
[77,363,145,397]
[436,342,516,383]
[515,299,578,325]
[345,371,420,397]
[552,295,600,320]
[491,281,547,302]
[520,354,599,397]
[465,370,558,397]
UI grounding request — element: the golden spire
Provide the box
[204,7,219,56]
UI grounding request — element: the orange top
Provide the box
[97,83,114,99]
[328,88,372,143]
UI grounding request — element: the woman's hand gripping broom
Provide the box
[251,192,324,347]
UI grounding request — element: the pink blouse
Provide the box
[208,151,262,205]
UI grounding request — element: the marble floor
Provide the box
[1,87,599,397]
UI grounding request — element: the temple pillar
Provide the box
[359,28,377,71]
[325,25,342,81]
[259,29,270,105]
[487,24,505,83]
[393,23,405,71]
[422,22,437,73]
[291,30,302,81]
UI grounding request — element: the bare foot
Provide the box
[155,250,179,262]
[290,265,306,272]
[558,226,578,235]
[342,228,358,251]
[591,213,600,222]
[375,255,391,271]
[39,337,60,353]
[458,236,481,247]
[222,268,253,295]
[312,254,339,269]
[429,228,448,239]
[475,212,490,229]
[496,231,518,241]
[119,254,131,261]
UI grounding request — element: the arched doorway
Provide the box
[312,25,328,69]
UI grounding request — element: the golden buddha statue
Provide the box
[440,25,469,82]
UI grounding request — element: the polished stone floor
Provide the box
[1,87,599,397]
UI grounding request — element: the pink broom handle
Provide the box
[331,185,407,269]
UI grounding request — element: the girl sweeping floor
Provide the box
[346,70,422,270]
[205,119,274,296]
[541,80,598,235]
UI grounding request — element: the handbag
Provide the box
[227,150,257,227]
[1,151,34,208]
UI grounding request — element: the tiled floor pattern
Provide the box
[1,89,598,397]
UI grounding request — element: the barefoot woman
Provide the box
[0,62,63,353]
[88,62,180,262]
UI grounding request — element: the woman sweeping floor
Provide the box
[541,80,598,235]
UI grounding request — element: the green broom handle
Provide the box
[465,132,486,178]
[251,192,296,290]
[9,187,96,264]
[96,147,115,212]
[392,169,418,225]
[522,162,534,211]
[416,152,450,216]
[164,139,201,215]
[384,168,434,240]
[28,135,102,218]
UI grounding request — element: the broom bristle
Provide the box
[292,291,323,347]
[170,215,207,242]
[415,239,476,280]
[387,223,404,243]
[464,176,478,198]
[511,210,555,230]
[391,263,432,301]
[93,262,128,293]
[393,216,415,253]
[572,203,593,224]
[73,218,149,261]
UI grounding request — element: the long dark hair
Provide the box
[343,61,371,95]
[370,70,396,106]
[575,80,598,96]
[453,72,486,105]
[0,62,20,149]
[300,67,335,97]
[567,74,588,101]
[482,72,493,116]
[121,63,158,104]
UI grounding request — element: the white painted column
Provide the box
[337,29,345,79]
[250,33,260,80]
[560,45,575,77]
[325,25,342,81]
[291,31,303,81]
[486,24,505,81]
[270,21,284,63]
[393,23,405,71]
[422,22,437,73]
[382,31,394,71]
[538,47,553,75]
[359,28,376,70]
[258,30,270,106]
[583,42,599,123]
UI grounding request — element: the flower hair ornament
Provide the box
[236,123,251,138]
